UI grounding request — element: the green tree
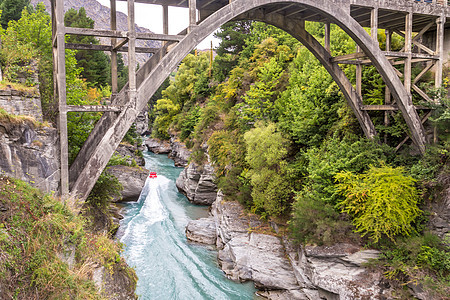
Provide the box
[275,48,342,147]
[151,54,210,138]
[0,0,31,29]
[152,98,180,139]
[64,7,110,87]
[290,135,390,244]
[238,56,284,123]
[243,122,291,217]
[0,3,57,120]
[213,21,251,81]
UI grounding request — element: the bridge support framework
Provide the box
[51,0,449,202]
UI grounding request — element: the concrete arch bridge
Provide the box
[50,0,450,202]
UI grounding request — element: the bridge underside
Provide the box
[51,0,450,204]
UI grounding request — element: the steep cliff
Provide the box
[176,162,217,205]
[0,110,60,194]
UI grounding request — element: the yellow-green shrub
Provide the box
[336,165,421,243]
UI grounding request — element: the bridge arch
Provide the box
[70,0,428,201]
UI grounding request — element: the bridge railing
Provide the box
[414,0,448,6]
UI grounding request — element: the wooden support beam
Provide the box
[338,57,436,66]
[414,40,435,55]
[163,5,169,50]
[362,105,398,111]
[199,0,216,9]
[66,105,123,112]
[332,51,437,66]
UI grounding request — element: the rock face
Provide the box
[145,138,171,154]
[114,143,145,166]
[135,108,149,136]
[185,192,393,300]
[106,165,148,202]
[169,136,191,167]
[427,172,450,241]
[92,264,137,300]
[176,162,217,205]
[0,121,60,194]
[286,242,385,300]
[211,194,301,293]
[186,217,217,245]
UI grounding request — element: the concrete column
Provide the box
[404,12,413,96]
[127,0,137,97]
[162,4,169,52]
[356,46,362,97]
[385,29,392,143]
[371,7,378,45]
[163,5,169,35]
[435,16,445,90]
[189,0,197,33]
[324,22,331,53]
[54,0,69,197]
[111,0,118,96]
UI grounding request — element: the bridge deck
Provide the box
[119,0,450,31]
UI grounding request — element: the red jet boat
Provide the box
[149,172,157,179]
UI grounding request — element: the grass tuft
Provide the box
[0,176,137,299]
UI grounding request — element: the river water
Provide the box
[116,152,256,299]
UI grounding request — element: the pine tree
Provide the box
[64,7,110,87]
[0,0,31,29]
[213,21,251,81]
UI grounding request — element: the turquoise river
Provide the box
[116,152,257,299]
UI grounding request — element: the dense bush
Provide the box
[243,122,291,217]
[380,233,450,298]
[336,165,421,242]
